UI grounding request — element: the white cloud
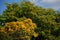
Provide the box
[40,0,60,10]
[29,0,40,5]
[42,0,60,3]
[29,0,60,10]
[29,0,37,3]
[50,4,60,10]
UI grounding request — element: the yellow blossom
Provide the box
[33,32,38,37]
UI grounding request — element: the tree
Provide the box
[1,1,60,40]
[0,18,38,40]
[0,15,6,26]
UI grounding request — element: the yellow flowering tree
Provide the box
[0,18,38,40]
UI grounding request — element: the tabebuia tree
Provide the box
[0,18,38,40]
[0,1,60,40]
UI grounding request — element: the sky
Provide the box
[0,0,60,14]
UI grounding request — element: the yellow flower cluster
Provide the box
[33,32,38,37]
[0,18,38,39]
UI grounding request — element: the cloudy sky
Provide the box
[29,0,60,9]
[0,0,60,14]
